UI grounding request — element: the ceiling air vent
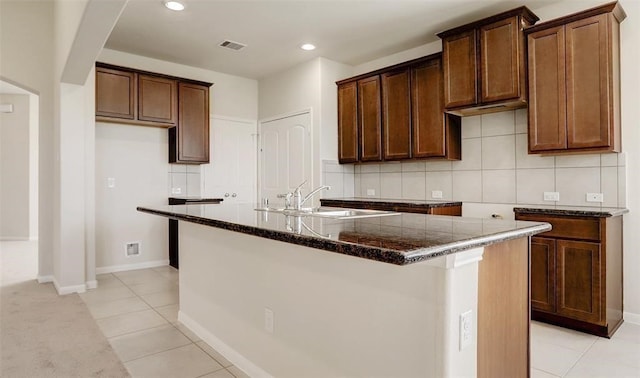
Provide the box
[219,40,246,51]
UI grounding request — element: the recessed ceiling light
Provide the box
[300,43,316,51]
[164,1,185,11]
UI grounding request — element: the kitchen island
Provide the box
[138,203,550,377]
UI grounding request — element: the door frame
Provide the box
[257,108,314,205]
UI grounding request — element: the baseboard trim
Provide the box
[37,275,54,284]
[178,311,273,378]
[86,280,98,289]
[96,259,169,274]
[52,277,86,295]
[0,236,30,241]
[624,311,640,325]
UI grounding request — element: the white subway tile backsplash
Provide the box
[555,154,601,168]
[515,109,528,134]
[401,161,427,172]
[452,138,482,171]
[482,170,516,204]
[360,164,381,173]
[170,172,187,196]
[556,167,601,206]
[618,152,626,166]
[481,111,515,137]
[618,166,626,207]
[342,164,355,174]
[324,173,344,199]
[461,115,482,139]
[482,135,516,169]
[380,161,402,173]
[452,171,482,202]
[169,164,187,174]
[323,160,342,173]
[186,165,201,174]
[426,171,453,200]
[515,134,555,169]
[380,172,402,198]
[360,173,381,198]
[354,165,362,174]
[601,167,618,208]
[186,173,201,196]
[343,174,355,197]
[516,168,555,205]
[354,174,361,196]
[425,160,452,172]
[600,153,618,167]
[401,171,426,200]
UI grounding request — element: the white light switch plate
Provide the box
[586,193,604,203]
[107,177,115,188]
[544,192,560,201]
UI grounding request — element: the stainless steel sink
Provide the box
[254,207,400,220]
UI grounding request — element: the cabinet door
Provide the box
[175,82,210,163]
[480,16,521,103]
[381,69,411,160]
[411,59,445,158]
[96,67,135,119]
[556,240,602,324]
[442,29,477,108]
[527,26,567,152]
[337,82,359,163]
[138,74,177,125]
[358,76,382,162]
[530,237,556,313]
[566,14,611,149]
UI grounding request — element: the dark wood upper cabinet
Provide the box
[438,7,538,116]
[337,81,359,163]
[358,76,383,162]
[171,82,210,164]
[411,58,461,160]
[138,74,178,126]
[526,2,625,154]
[95,66,136,120]
[381,69,411,160]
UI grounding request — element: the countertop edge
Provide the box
[513,207,629,218]
[320,198,462,209]
[138,206,550,266]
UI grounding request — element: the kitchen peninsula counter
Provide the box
[320,197,462,215]
[137,203,550,377]
[138,203,549,265]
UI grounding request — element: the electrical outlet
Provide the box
[431,190,443,199]
[366,189,375,196]
[264,308,274,334]
[459,310,473,350]
[107,177,115,188]
[543,192,560,201]
[171,187,182,195]
[586,193,604,203]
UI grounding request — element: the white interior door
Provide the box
[202,117,257,204]
[260,112,311,207]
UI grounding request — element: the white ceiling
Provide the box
[105,0,560,80]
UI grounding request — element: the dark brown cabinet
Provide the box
[438,7,539,115]
[337,81,358,163]
[138,74,177,125]
[96,63,213,164]
[96,66,136,120]
[170,82,210,164]
[526,3,625,154]
[336,53,461,164]
[358,76,383,162]
[516,212,623,337]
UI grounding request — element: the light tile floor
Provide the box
[81,267,249,378]
[84,267,640,378]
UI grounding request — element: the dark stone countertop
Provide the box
[513,206,628,218]
[138,203,550,266]
[168,197,224,205]
[320,197,462,209]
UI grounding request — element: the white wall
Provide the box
[28,94,38,239]
[353,40,442,76]
[319,58,354,162]
[0,0,55,281]
[94,49,258,272]
[0,94,30,240]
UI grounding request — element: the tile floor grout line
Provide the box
[92,307,155,321]
[119,340,197,365]
[105,322,173,341]
[560,337,601,377]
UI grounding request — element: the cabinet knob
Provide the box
[224,193,230,197]
[232,193,237,198]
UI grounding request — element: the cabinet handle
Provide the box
[224,193,230,197]
[232,193,237,198]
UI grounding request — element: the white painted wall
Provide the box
[28,94,38,239]
[0,94,30,240]
[353,40,442,76]
[94,49,258,272]
[0,0,55,281]
[319,58,354,162]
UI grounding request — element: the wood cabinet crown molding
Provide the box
[436,6,539,39]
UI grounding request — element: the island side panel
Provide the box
[177,221,480,377]
[477,236,530,377]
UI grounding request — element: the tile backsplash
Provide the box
[168,164,201,197]
[346,109,626,209]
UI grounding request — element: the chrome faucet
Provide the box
[292,181,331,210]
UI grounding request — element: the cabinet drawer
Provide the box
[516,214,601,241]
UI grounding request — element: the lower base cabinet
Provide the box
[517,212,623,337]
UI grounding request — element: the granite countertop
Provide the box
[320,197,462,209]
[168,197,224,205]
[138,203,550,266]
[513,206,628,218]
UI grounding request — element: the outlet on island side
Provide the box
[264,308,274,334]
[459,310,472,350]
